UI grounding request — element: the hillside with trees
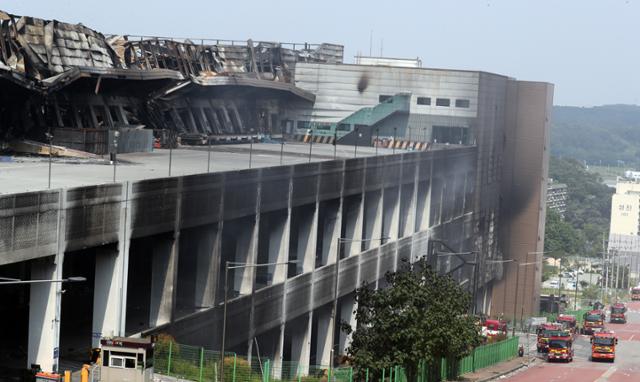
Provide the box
[544,157,614,258]
[552,104,640,167]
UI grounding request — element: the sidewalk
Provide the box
[458,356,537,382]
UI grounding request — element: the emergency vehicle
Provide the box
[610,303,627,324]
[536,323,563,352]
[582,310,605,335]
[591,331,617,362]
[547,335,574,362]
[556,314,577,335]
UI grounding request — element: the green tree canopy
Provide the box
[545,157,613,257]
[342,257,482,380]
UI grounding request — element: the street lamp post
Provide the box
[249,129,255,169]
[333,130,338,160]
[168,130,174,177]
[511,260,537,336]
[45,131,53,189]
[329,236,388,377]
[436,251,479,314]
[307,129,313,162]
[220,260,296,381]
[280,126,286,165]
[0,276,86,285]
[207,136,212,173]
[574,262,580,310]
[354,129,362,158]
[375,127,380,156]
[392,127,397,154]
[0,275,86,372]
[112,131,120,183]
[521,251,548,328]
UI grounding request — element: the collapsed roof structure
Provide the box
[0,10,342,153]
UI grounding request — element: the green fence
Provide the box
[154,336,519,382]
[542,308,590,325]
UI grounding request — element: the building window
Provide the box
[455,99,470,108]
[432,125,469,145]
[435,98,450,107]
[417,97,431,105]
[379,95,393,103]
[315,123,332,131]
[296,121,310,130]
[337,123,351,131]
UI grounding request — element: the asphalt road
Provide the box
[505,301,640,381]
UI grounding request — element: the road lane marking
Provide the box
[630,334,635,341]
[595,365,618,381]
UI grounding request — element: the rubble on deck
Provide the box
[0,10,342,154]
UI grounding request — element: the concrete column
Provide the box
[339,296,356,355]
[364,191,383,250]
[194,226,220,309]
[298,205,319,274]
[28,255,63,372]
[343,197,364,257]
[315,307,334,366]
[269,213,290,284]
[238,218,258,295]
[403,174,419,238]
[272,324,285,380]
[92,248,125,347]
[291,313,312,376]
[321,201,343,265]
[149,235,179,327]
[383,187,401,241]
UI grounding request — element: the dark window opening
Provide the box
[432,125,469,145]
[417,97,431,105]
[435,98,450,107]
[455,99,470,108]
[297,121,311,130]
[379,95,393,103]
[337,123,351,131]
[314,123,332,131]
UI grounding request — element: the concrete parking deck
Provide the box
[0,142,402,194]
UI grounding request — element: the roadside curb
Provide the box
[460,357,538,382]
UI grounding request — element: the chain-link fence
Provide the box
[154,336,519,382]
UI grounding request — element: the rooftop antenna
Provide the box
[380,38,383,57]
[369,30,373,56]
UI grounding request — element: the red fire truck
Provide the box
[591,331,617,362]
[582,310,605,335]
[547,335,574,362]
[610,303,627,324]
[632,287,640,301]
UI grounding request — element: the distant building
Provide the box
[624,170,640,181]
[610,180,640,236]
[547,180,568,217]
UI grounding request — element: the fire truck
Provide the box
[536,323,563,352]
[632,287,640,301]
[582,310,605,335]
[483,319,508,341]
[591,331,617,362]
[547,335,574,362]
[610,303,627,324]
[556,314,578,335]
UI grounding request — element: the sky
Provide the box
[3,0,640,106]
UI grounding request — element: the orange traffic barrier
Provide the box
[81,364,89,382]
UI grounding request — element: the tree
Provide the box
[581,284,600,301]
[342,257,482,380]
[546,157,613,257]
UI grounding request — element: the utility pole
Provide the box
[574,262,579,310]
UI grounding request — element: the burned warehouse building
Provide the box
[0,8,553,380]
